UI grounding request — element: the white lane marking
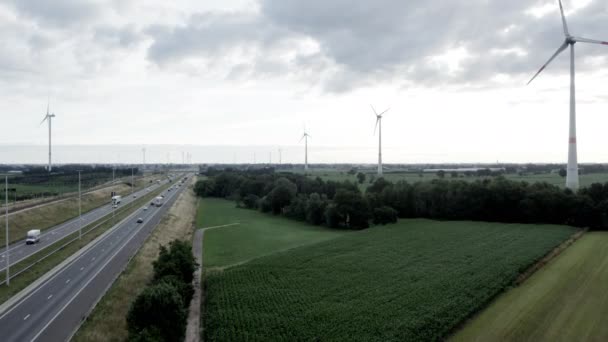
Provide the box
[47,294,53,300]
[66,279,70,284]
[91,257,96,261]
[102,249,105,252]
[23,314,30,320]
[80,267,84,271]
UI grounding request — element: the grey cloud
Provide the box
[7,0,101,27]
[141,1,608,91]
[146,12,297,64]
[94,25,141,48]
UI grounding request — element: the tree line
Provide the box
[127,240,197,342]
[195,169,608,230]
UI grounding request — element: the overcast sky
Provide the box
[1,0,608,164]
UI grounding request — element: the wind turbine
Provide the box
[528,0,608,190]
[40,101,56,172]
[372,105,390,176]
[300,128,311,172]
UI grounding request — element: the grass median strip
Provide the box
[0,182,172,305]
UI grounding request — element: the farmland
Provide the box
[198,198,348,268]
[203,219,576,341]
[452,232,608,342]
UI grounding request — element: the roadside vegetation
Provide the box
[195,168,608,231]
[203,219,576,341]
[74,177,197,342]
[126,239,196,341]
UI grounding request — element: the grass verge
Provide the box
[72,177,197,342]
[0,182,172,305]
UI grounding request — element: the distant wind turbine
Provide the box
[527,0,608,190]
[40,100,56,172]
[300,128,311,172]
[372,105,390,176]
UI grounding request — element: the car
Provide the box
[160,195,165,198]
[137,218,144,223]
[112,204,118,209]
[133,194,137,198]
[143,206,148,211]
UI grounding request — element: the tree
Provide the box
[373,206,398,225]
[451,171,459,178]
[153,240,196,285]
[436,170,445,178]
[331,189,370,229]
[356,172,366,184]
[559,168,567,177]
[127,282,187,342]
[267,178,297,214]
[194,179,215,197]
[242,194,260,209]
[306,193,327,225]
[128,327,163,342]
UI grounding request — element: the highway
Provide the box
[0,175,189,342]
[0,177,172,272]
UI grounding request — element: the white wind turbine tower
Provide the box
[371,105,390,176]
[300,128,311,172]
[528,0,608,190]
[40,101,56,172]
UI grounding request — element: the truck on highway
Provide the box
[154,196,163,207]
[26,229,41,245]
[112,195,122,206]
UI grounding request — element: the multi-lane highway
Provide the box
[0,175,189,342]
[0,178,171,272]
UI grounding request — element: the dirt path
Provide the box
[186,222,240,342]
[185,229,204,342]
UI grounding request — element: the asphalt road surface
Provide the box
[0,175,189,342]
[0,178,171,272]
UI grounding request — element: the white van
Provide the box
[26,230,41,245]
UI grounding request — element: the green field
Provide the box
[452,232,608,342]
[198,198,348,268]
[301,170,608,189]
[203,216,576,341]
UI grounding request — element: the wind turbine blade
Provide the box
[527,41,568,85]
[299,135,305,142]
[379,108,390,116]
[558,0,569,36]
[572,36,608,46]
[370,105,378,116]
[40,115,48,125]
[374,118,379,135]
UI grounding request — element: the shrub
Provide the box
[373,206,398,225]
[127,282,187,342]
[153,240,196,285]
